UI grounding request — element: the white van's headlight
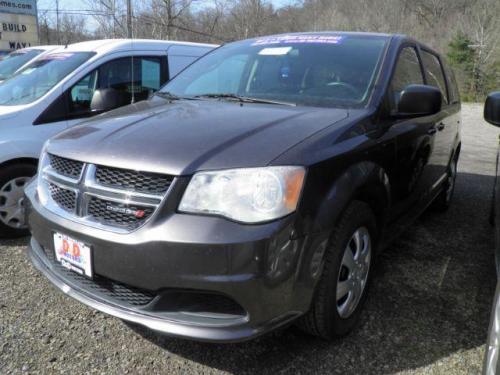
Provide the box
[179,166,306,223]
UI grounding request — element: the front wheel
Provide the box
[0,163,37,238]
[297,201,377,339]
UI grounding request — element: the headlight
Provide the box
[179,166,306,223]
[37,142,50,205]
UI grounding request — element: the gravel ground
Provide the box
[0,103,498,375]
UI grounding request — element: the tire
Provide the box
[432,156,458,212]
[297,200,377,339]
[0,163,37,238]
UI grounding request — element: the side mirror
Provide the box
[397,84,442,117]
[90,88,129,113]
[485,92,500,127]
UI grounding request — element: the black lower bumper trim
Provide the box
[28,237,301,343]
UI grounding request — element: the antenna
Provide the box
[131,41,135,104]
[128,0,135,104]
[131,51,135,104]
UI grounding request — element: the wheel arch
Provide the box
[0,157,39,171]
[294,161,392,313]
[310,161,392,237]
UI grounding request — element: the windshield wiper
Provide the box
[194,93,296,107]
[154,91,199,101]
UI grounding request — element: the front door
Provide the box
[384,46,441,220]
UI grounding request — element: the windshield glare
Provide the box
[0,52,95,106]
[0,49,43,80]
[162,35,388,108]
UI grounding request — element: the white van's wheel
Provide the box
[0,163,37,238]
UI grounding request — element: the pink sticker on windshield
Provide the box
[252,35,344,46]
[39,53,76,61]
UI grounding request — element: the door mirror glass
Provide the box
[90,88,130,112]
[397,84,442,117]
[485,92,500,127]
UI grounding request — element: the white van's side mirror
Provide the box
[90,88,129,112]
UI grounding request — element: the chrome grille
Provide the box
[39,154,173,233]
[96,166,173,194]
[87,197,154,230]
[48,183,76,213]
[49,154,84,179]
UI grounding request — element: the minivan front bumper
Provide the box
[25,182,313,342]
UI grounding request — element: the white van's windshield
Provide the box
[0,49,43,81]
[0,52,95,106]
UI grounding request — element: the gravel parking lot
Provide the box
[0,103,498,375]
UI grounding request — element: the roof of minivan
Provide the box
[57,39,217,54]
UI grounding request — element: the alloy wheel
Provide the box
[0,177,31,229]
[336,226,371,318]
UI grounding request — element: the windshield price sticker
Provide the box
[252,35,344,46]
[258,47,293,56]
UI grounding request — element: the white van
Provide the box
[0,39,217,237]
[0,46,61,83]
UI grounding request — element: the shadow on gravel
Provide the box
[128,172,497,374]
[0,237,29,249]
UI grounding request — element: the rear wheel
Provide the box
[0,163,37,238]
[432,157,458,212]
[297,201,377,339]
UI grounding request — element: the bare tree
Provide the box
[58,14,89,45]
[87,0,128,38]
[460,0,500,95]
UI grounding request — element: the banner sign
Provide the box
[0,0,37,17]
[0,1,38,51]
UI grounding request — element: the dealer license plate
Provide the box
[53,232,93,278]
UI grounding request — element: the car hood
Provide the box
[48,99,348,175]
[0,105,22,120]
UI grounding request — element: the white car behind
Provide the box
[0,39,217,237]
[0,46,61,83]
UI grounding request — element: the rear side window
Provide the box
[390,47,424,107]
[420,50,448,105]
[443,60,460,104]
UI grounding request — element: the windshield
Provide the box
[162,34,388,108]
[0,49,43,80]
[0,52,95,106]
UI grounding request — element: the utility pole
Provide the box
[126,0,133,38]
[56,0,60,44]
[112,0,116,38]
